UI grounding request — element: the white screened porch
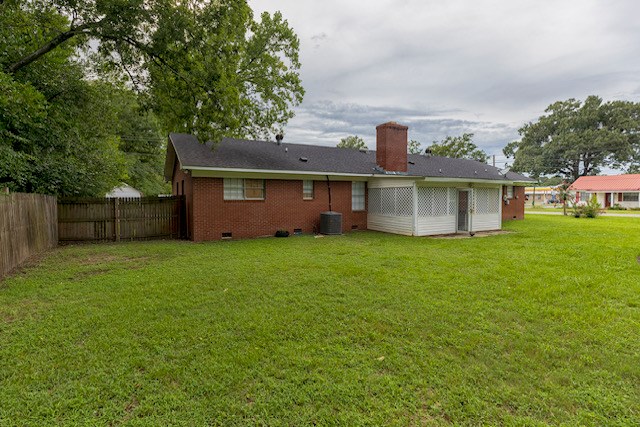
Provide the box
[366,179,502,236]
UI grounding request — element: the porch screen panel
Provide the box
[370,187,412,216]
[418,187,448,217]
[395,188,413,216]
[473,188,499,214]
[368,188,382,213]
[448,188,457,215]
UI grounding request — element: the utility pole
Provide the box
[492,155,495,167]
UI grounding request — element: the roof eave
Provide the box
[182,165,523,184]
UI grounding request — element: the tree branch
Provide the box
[6,21,100,74]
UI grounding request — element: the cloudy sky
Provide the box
[250,0,640,165]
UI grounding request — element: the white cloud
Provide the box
[250,0,640,155]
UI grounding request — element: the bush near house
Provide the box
[573,194,602,218]
[1,215,639,425]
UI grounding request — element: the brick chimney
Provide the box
[376,122,408,172]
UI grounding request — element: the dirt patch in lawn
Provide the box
[71,268,112,281]
[430,230,512,239]
[71,255,153,281]
[76,254,153,267]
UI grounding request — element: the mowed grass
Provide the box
[1,216,639,426]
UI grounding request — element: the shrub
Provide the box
[608,204,626,210]
[572,205,584,218]
[572,195,601,218]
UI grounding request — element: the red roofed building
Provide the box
[568,174,640,208]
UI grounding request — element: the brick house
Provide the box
[164,122,531,241]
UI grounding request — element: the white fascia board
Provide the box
[185,166,374,181]
[422,177,514,185]
[185,165,518,185]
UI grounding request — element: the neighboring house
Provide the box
[164,122,532,241]
[569,174,640,208]
[106,184,143,198]
[524,186,560,206]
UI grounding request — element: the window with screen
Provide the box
[303,180,314,199]
[352,182,365,211]
[224,178,265,200]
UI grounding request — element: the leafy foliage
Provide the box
[538,176,563,186]
[504,96,640,181]
[0,0,303,195]
[408,139,422,154]
[337,135,367,150]
[0,68,127,196]
[3,0,303,143]
[108,88,169,196]
[572,194,601,218]
[427,133,488,163]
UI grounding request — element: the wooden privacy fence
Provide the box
[0,193,58,277]
[58,196,185,243]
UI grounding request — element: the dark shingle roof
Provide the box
[167,133,533,183]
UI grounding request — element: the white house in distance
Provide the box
[106,183,143,198]
[524,186,560,206]
[568,174,640,208]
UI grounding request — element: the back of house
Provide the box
[164,122,532,241]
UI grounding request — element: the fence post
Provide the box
[114,198,120,242]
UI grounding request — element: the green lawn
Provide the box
[602,209,640,215]
[1,216,639,426]
[525,205,564,211]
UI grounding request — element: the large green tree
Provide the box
[1,0,303,195]
[504,96,640,181]
[3,0,303,142]
[427,133,488,163]
[0,4,127,196]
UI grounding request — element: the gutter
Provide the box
[182,165,523,185]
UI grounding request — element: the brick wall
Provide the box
[189,178,367,241]
[502,185,525,220]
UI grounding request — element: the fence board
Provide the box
[0,193,57,277]
[58,196,184,243]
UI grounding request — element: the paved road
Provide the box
[526,210,640,218]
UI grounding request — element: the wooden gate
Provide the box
[58,196,185,242]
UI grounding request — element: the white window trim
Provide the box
[303,180,314,200]
[352,181,366,211]
[506,185,514,199]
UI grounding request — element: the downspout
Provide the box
[326,175,333,211]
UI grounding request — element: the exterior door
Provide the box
[457,190,469,232]
[604,193,611,208]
